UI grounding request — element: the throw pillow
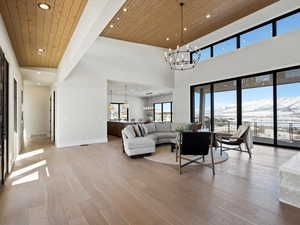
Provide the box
[143,123,156,134]
[138,124,145,137]
[123,126,136,138]
[133,125,142,137]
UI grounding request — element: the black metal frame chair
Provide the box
[217,125,252,158]
[177,132,215,175]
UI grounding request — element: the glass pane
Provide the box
[277,68,300,148]
[120,104,128,121]
[162,102,172,122]
[277,12,300,35]
[192,47,211,62]
[214,81,237,134]
[240,24,272,47]
[193,85,211,130]
[242,74,274,144]
[154,104,162,122]
[110,104,119,120]
[213,37,237,57]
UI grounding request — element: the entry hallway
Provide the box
[1,137,300,225]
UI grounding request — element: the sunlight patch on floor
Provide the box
[16,149,44,161]
[10,160,47,178]
[12,172,39,186]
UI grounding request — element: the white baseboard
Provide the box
[56,138,108,148]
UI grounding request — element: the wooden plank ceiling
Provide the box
[101,0,279,49]
[0,0,87,68]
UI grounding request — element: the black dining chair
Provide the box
[178,132,215,175]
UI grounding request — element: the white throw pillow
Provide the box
[123,126,136,138]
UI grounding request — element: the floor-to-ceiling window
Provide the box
[214,80,237,134]
[242,74,274,144]
[192,85,211,129]
[191,66,300,149]
[277,68,300,148]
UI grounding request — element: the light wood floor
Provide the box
[1,136,300,225]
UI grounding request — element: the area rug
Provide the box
[144,145,229,166]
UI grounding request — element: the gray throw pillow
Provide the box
[143,123,156,135]
[133,125,142,137]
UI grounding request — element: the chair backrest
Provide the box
[234,125,250,139]
[180,132,211,156]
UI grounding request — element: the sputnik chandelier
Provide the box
[164,2,200,71]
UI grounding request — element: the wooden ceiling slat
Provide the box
[101,0,278,49]
[0,0,87,67]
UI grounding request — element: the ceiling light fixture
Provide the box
[37,48,45,52]
[164,2,200,71]
[184,27,188,31]
[110,24,114,28]
[38,3,51,10]
[117,17,120,20]
[123,8,128,12]
[124,85,129,109]
[206,14,211,18]
[166,37,170,41]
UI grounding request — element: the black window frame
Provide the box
[110,103,129,121]
[153,102,173,122]
[191,8,300,62]
[190,64,300,150]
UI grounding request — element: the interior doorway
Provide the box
[0,49,9,184]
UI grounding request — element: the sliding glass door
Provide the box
[193,85,211,129]
[214,81,237,134]
[277,68,300,148]
[191,65,300,149]
[242,74,274,144]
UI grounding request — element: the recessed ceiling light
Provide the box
[166,37,170,41]
[123,8,128,12]
[37,48,45,54]
[38,3,51,10]
[110,24,114,28]
[37,71,41,74]
[184,27,188,31]
[117,17,120,20]
[206,14,211,18]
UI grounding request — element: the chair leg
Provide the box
[179,149,182,175]
[210,145,215,176]
[220,141,223,156]
[202,155,205,162]
[245,141,252,159]
[239,144,242,152]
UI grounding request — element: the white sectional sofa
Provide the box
[122,122,177,157]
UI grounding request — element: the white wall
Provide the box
[0,15,23,172]
[23,84,50,140]
[56,37,173,147]
[107,94,145,121]
[173,0,300,123]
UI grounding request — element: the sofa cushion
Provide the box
[155,122,171,132]
[126,137,155,149]
[143,123,156,134]
[155,132,177,139]
[146,134,159,142]
[123,125,136,139]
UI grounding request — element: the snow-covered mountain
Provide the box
[214,96,300,122]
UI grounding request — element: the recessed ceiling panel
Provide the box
[0,0,87,67]
[100,0,278,49]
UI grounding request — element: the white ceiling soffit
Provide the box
[107,80,173,97]
[21,67,57,87]
[56,0,127,84]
